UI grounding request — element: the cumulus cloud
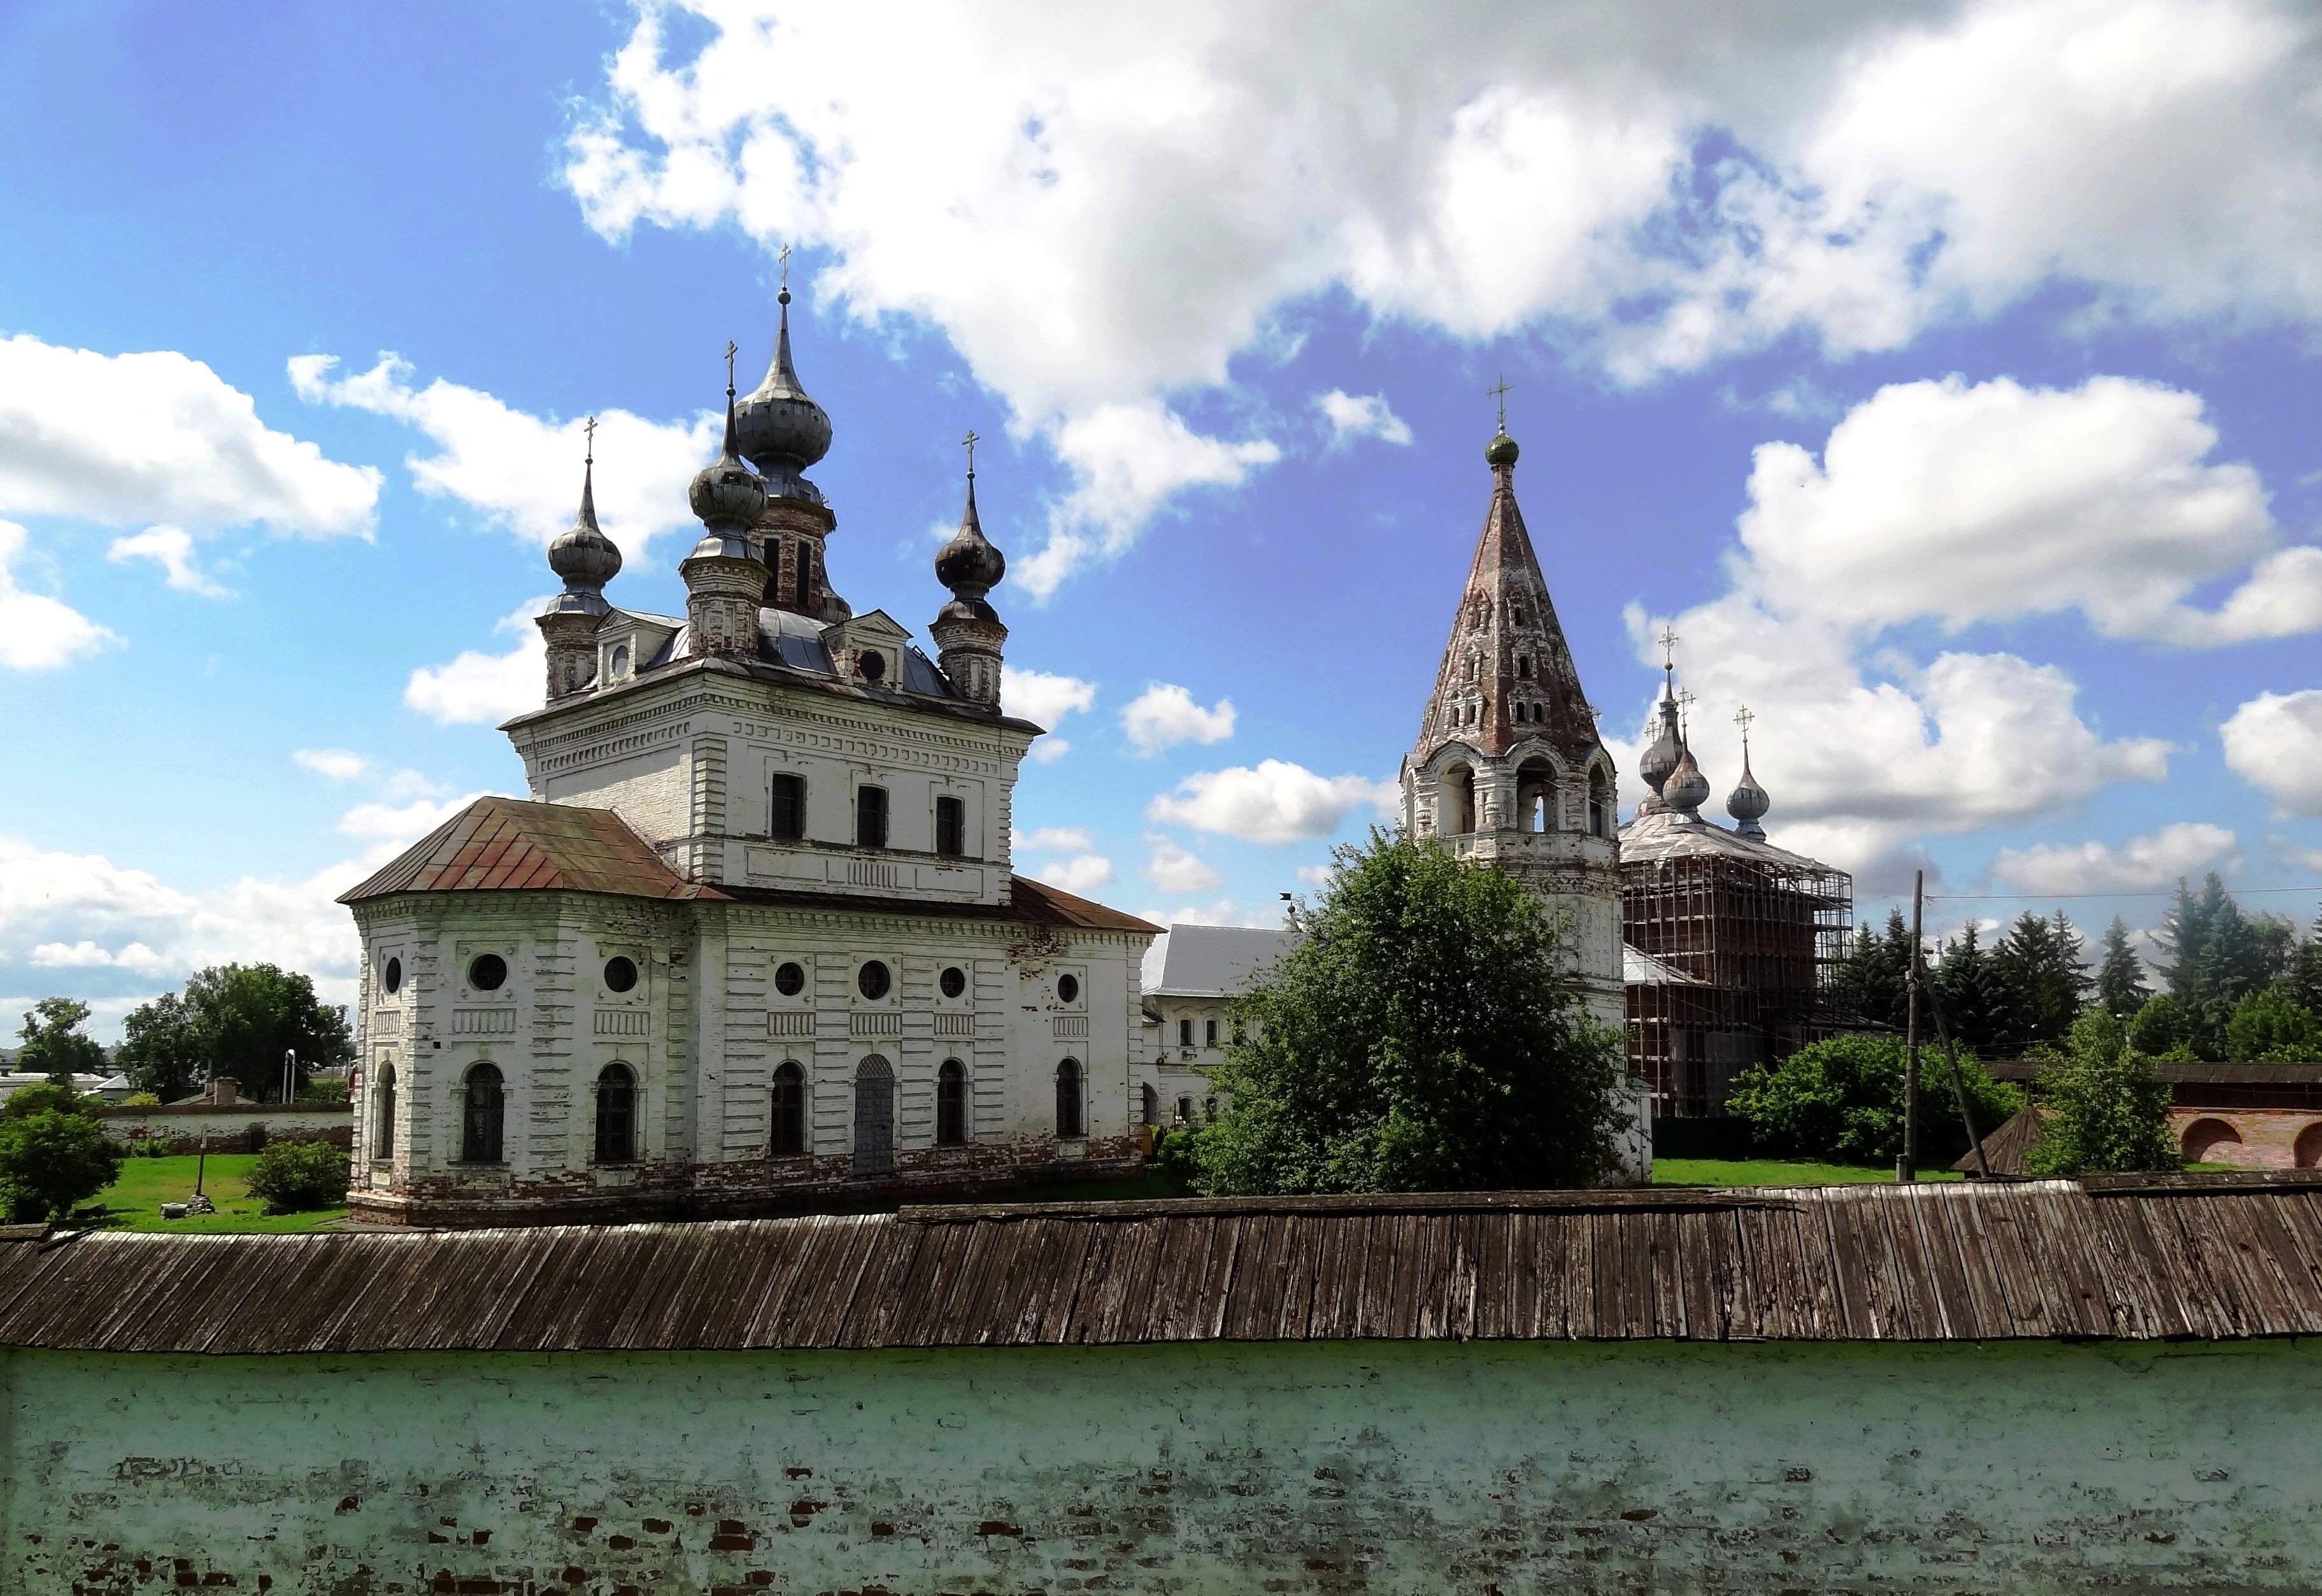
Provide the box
[1034,855,1115,895]
[294,748,369,783]
[1120,683,1237,756]
[1143,837,1223,895]
[1992,822,2240,895]
[0,520,115,671]
[2220,689,2322,817]
[1002,666,1097,762]
[1148,760,1398,844]
[1012,826,1094,854]
[1314,390,1413,449]
[106,525,231,599]
[562,0,2322,585]
[404,601,549,727]
[290,353,718,557]
[1135,897,1280,930]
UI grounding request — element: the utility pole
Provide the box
[1897,869,1923,1183]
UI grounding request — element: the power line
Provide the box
[1923,887,2322,901]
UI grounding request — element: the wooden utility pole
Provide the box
[1898,869,1923,1183]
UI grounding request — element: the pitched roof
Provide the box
[8,1177,2322,1351]
[1006,875,1162,934]
[339,797,711,904]
[1153,925,1299,997]
[1618,805,1842,873]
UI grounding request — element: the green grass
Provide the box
[76,1153,347,1234]
[1653,1157,1963,1187]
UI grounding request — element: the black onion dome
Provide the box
[935,473,1006,598]
[1639,692,1681,795]
[735,288,833,501]
[689,392,769,530]
[548,460,622,589]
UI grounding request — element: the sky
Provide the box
[1,0,2319,1039]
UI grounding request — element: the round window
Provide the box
[611,644,630,678]
[467,954,508,992]
[939,966,967,999]
[603,956,639,994]
[858,650,885,681]
[1057,973,1080,1004]
[774,961,806,997]
[381,956,402,995]
[857,960,892,1001]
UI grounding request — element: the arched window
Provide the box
[771,1061,807,1157]
[594,1063,637,1164]
[1442,764,1476,836]
[1588,766,1611,838]
[853,1055,895,1176]
[459,1062,504,1164]
[373,1062,396,1160]
[937,1058,967,1146]
[1055,1058,1085,1139]
[1140,1082,1158,1126]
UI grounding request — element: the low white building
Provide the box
[1142,925,1299,1123]
[340,294,1157,1227]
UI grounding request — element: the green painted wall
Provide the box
[6,1337,2317,1593]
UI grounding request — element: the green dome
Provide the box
[1485,430,1520,467]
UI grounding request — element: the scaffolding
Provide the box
[1622,846,1853,1118]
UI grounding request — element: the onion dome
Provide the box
[545,452,620,615]
[1485,427,1520,468]
[1664,741,1711,819]
[1727,753,1770,839]
[734,285,832,504]
[688,387,769,534]
[1639,680,1681,797]
[934,466,1006,620]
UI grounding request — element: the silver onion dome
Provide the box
[734,287,832,503]
[689,388,769,532]
[1664,742,1711,819]
[1639,688,1681,797]
[545,454,620,615]
[935,468,1006,618]
[1727,750,1770,838]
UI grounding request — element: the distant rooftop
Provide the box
[1151,924,1299,998]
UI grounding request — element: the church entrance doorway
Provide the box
[854,1055,895,1176]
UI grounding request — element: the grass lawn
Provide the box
[1654,1157,1963,1187]
[77,1153,346,1234]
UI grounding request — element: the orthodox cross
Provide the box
[1734,704,1755,750]
[778,243,791,290]
[962,428,979,478]
[1488,373,1514,432]
[1657,625,1679,670]
[1677,687,1697,737]
[583,415,597,466]
[723,339,738,397]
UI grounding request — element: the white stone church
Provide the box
[340,290,1157,1226]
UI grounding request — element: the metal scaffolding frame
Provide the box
[1623,850,1853,1118]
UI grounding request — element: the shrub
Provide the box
[0,1081,89,1120]
[2026,1012,2178,1176]
[0,1110,125,1223]
[2225,988,2322,1062]
[120,1091,162,1107]
[243,1140,350,1215]
[2127,993,2195,1059]
[296,1077,350,1104]
[1727,1034,2022,1164]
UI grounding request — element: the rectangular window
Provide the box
[1179,1018,1193,1048]
[769,774,805,840]
[935,795,965,858]
[1205,1019,1219,1048]
[856,785,888,849]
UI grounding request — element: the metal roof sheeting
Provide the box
[339,797,710,904]
[1152,925,1299,997]
[7,1179,2322,1354]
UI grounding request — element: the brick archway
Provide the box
[2181,1116,2242,1165]
[2296,1122,2322,1171]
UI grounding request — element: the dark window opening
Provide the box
[603,956,638,994]
[1179,1018,1193,1048]
[771,1062,806,1156]
[769,774,805,839]
[381,957,402,995]
[1177,1095,1195,1122]
[853,1055,895,1176]
[774,960,806,997]
[857,960,892,1001]
[856,785,888,848]
[467,953,507,992]
[936,795,966,857]
[1205,1018,1219,1048]
[459,1062,504,1164]
[1057,973,1080,1004]
[1588,767,1611,838]
[594,1064,636,1164]
[858,650,885,681]
[939,965,967,999]
[1055,1058,1085,1139]
[794,545,813,608]
[373,1063,396,1159]
[1140,1083,1158,1126]
[937,1058,967,1146]
[1518,656,1532,678]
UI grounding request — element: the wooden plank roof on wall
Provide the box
[6,1178,2322,1355]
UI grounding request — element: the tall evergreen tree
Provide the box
[1828,911,1909,1029]
[2287,911,2322,1016]
[2095,916,2150,1019]
[1993,911,2090,1051]
[1933,922,2006,1055]
[2151,874,2229,1001]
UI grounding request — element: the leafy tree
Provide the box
[1993,910,2090,1051]
[1933,923,2009,1055]
[2225,988,2322,1062]
[178,964,352,1102]
[2026,1011,2177,1177]
[16,998,107,1087]
[2095,917,2150,1019]
[115,991,208,1102]
[0,1081,88,1121]
[2127,993,2197,1059]
[1727,1034,2022,1165]
[0,1109,125,1223]
[244,1141,351,1215]
[1187,830,1627,1195]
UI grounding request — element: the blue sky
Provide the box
[2,0,2319,1036]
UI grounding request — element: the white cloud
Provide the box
[29,940,173,977]
[336,795,478,843]
[1013,826,1094,853]
[1134,897,1279,930]
[1148,760,1398,844]
[0,521,115,671]
[1314,390,1412,448]
[294,748,369,783]
[564,0,2322,587]
[1143,836,1223,895]
[290,353,718,557]
[1120,683,1237,757]
[404,601,549,726]
[1295,862,1338,890]
[1992,822,2240,895]
[0,334,379,536]
[1034,855,1115,895]
[105,525,231,598]
[2221,689,2322,818]
[1002,666,1097,760]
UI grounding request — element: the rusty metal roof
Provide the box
[8,1178,2322,1353]
[339,797,713,904]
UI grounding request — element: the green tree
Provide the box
[1188,830,1627,1195]
[2026,1011,2177,1177]
[1828,910,1911,1030]
[114,991,208,1102]
[2127,992,2197,1059]
[0,1109,124,1223]
[0,1081,88,1121]
[1993,910,2090,1051]
[1934,923,2009,1055]
[2095,917,2150,1019]
[16,998,108,1087]
[2225,988,2322,1062]
[1726,1034,2022,1165]
[179,964,352,1101]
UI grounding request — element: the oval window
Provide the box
[774,961,806,997]
[857,960,892,1001]
[858,650,886,681]
[603,956,639,994]
[611,643,630,679]
[382,956,402,995]
[467,954,508,992]
[939,966,967,999]
[1057,973,1080,1004]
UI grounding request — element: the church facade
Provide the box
[340,291,1156,1227]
